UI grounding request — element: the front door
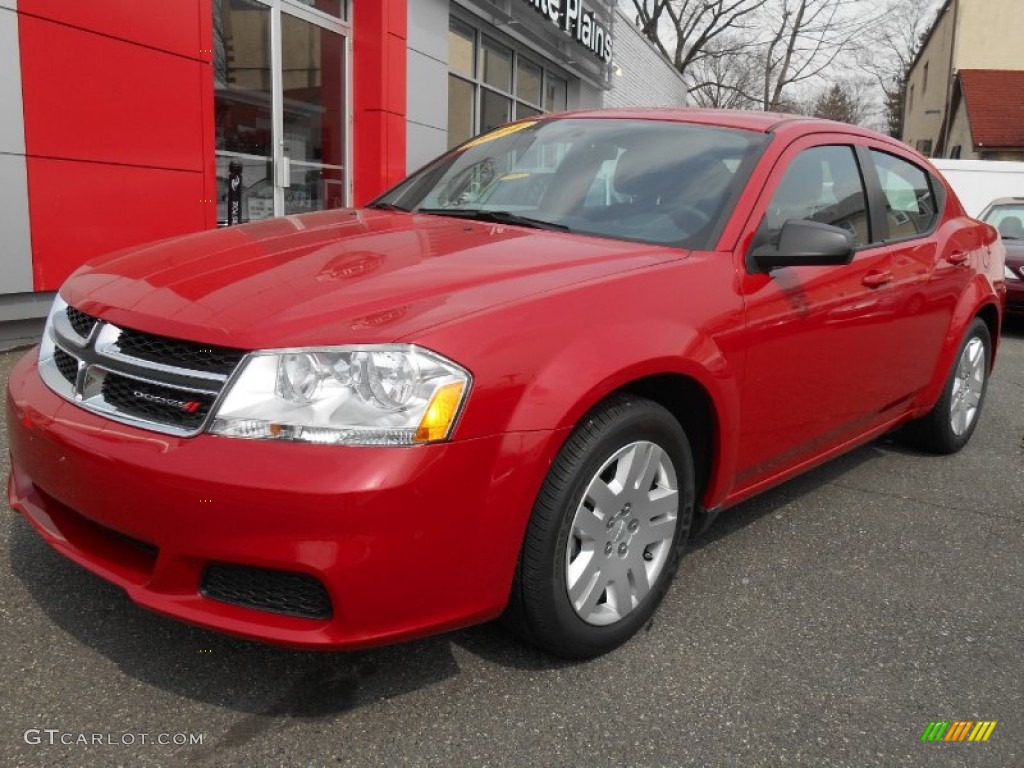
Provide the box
[213,0,349,224]
[733,141,899,488]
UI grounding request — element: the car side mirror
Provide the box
[750,219,855,272]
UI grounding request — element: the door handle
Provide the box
[946,250,969,265]
[862,270,893,288]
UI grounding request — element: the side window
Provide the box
[763,146,871,247]
[870,150,938,238]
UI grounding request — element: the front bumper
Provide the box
[7,351,557,649]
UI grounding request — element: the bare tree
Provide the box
[629,0,770,77]
[630,0,891,116]
[687,36,761,108]
[754,0,876,112]
[858,0,935,137]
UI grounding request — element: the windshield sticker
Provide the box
[461,122,537,151]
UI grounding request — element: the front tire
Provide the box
[505,395,694,658]
[900,317,991,454]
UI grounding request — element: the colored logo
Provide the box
[921,721,997,742]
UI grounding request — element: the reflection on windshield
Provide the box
[375,118,767,250]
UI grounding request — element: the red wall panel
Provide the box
[353,0,407,205]
[19,0,204,59]
[18,3,215,289]
[197,0,217,229]
[20,14,207,171]
[28,159,207,290]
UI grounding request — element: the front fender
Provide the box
[412,257,745,508]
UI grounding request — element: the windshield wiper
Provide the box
[366,202,410,212]
[415,208,571,232]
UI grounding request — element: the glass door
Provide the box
[213,0,349,224]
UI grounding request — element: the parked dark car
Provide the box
[979,197,1024,314]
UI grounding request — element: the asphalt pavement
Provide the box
[2,320,1022,768]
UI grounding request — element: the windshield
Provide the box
[982,203,1024,240]
[374,118,767,250]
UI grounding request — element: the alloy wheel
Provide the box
[565,440,679,626]
[950,336,986,436]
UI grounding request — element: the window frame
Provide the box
[446,14,571,150]
[749,143,878,259]
[858,146,944,244]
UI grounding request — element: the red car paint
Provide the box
[6,110,1006,650]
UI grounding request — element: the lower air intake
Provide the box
[200,563,333,620]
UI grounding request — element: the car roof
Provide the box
[539,107,914,153]
[983,197,1024,207]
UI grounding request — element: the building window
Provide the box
[292,0,347,20]
[447,17,569,150]
[908,84,914,112]
[915,139,933,156]
[923,62,929,93]
[950,145,962,159]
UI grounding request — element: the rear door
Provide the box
[860,147,977,397]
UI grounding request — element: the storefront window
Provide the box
[516,58,542,106]
[291,0,345,19]
[448,76,475,148]
[214,0,273,222]
[449,19,475,78]
[214,0,347,224]
[480,37,512,91]
[284,164,344,215]
[545,76,568,113]
[281,13,344,167]
[516,103,542,120]
[481,91,511,134]
[214,0,273,158]
[447,17,572,149]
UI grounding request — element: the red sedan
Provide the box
[6,110,1006,658]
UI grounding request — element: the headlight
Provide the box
[209,345,471,446]
[1005,264,1020,281]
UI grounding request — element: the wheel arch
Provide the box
[975,301,1001,367]
[913,279,1002,418]
[538,363,732,524]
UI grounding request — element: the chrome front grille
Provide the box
[66,306,98,339]
[53,347,80,385]
[38,300,248,437]
[116,327,245,375]
[100,373,216,431]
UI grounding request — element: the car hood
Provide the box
[62,209,685,349]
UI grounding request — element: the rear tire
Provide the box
[504,395,694,658]
[900,317,991,454]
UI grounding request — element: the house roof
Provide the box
[958,69,1024,148]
